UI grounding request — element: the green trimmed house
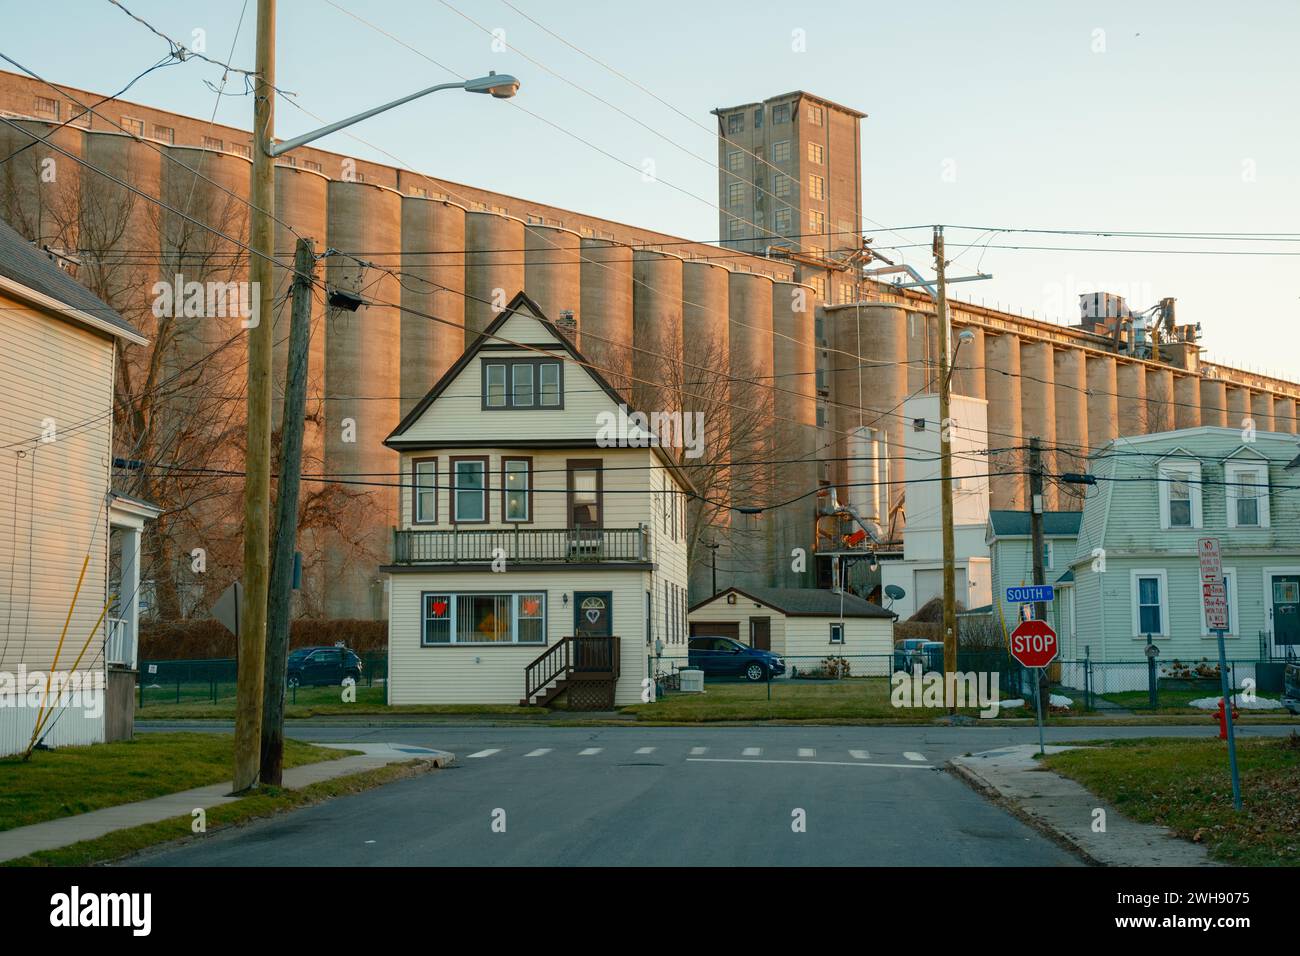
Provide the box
[1069,427,1300,678]
[985,510,1082,655]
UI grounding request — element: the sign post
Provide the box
[1010,619,1058,756]
[1199,538,1242,810]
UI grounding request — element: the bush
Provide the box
[139,618,387,660]
[796,656,853,680]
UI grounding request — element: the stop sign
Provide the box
[1009,619,1059,668]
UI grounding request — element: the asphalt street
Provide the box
[126,721,1297,867]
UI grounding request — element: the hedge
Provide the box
[139,619,387,660]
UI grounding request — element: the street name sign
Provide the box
[1006,584,1054,604]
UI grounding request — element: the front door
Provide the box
[749,616,771,651]
[573,591,612,671]
[1270,574,1300,657]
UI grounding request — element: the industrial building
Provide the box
[2,71,1298,621]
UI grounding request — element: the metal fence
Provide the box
[137,652,387,708]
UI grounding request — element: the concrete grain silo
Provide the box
[1251,390,1275,432]
[1226,386,1251,430]
[631,249,684,413]
[325,181,403,618]
[1086,355,1119,453]
[1145,366,1175,433]
[983,333,1024,509]
[1274,396,1298,434]
[0,119,86,246]
[727,271,775,590]
[523,223,580,331]
[951,324,985,401]
[1200,379,1229,427]
[579,238,635,397]
[1116,362,1146,437]
[906,309,940,395]
[1174,374,1202,430]
[1053,347,1088,473]
[1019,341,1057,509]
[771,280,817,586]
[400,197,466,415]
[464,210,524,343]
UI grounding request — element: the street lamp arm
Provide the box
[268,81,469,157]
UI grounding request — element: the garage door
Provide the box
[690,621,739,641]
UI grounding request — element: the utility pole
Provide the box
[935,225,958,712]
[707,540,719,596]
[234,0,275,793]
[1029,436,1049,707]
[261,236,314,786]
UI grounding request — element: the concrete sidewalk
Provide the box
[949,745,1215,866]
[0,744,453,864]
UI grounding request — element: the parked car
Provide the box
[893,638,929,673]
[919,641,946,673]
[1284,662,1300,715]
[688,636,785,681]
[286,646,363,688]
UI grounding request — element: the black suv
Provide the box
[286,646,363,688]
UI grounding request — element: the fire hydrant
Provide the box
[1216,697,1240,739]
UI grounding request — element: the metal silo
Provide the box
[401,196,466,415]
[464,210,525,343]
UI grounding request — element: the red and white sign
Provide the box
[1199,537,1229,631]
[1009,619,1059,668]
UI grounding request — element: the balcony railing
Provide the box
[393,526,648,564]
[105,617,131,667]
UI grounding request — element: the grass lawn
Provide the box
[624,678,1012,722]
[137,685,550,719]
[0,732,347,832]
[1044,735,1300,866]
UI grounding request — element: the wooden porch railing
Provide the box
[523,636,619,704]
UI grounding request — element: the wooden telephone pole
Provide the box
[234,0,276,792]
[935,226,958,710]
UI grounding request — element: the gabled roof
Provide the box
[386,290,696,492]
[987,510,1083,538]
[0,216,147,345]
[691,586,895,620]
[1221,443,1270,463]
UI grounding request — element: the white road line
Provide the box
[689,757,931,769]
[466,749,500,759]
[524,749,551,758]
[797,748,816,758]
[689,746,708,756]
[742,747,762,756]
[578,747,603,756]
[903,752,926,762]
[849,750,870,760]
[634,746,656,754]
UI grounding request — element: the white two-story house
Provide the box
[382,292,692,709]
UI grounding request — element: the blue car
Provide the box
[688,636,785,681]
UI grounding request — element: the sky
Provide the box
[6,0,1299,379]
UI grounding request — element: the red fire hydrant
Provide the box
[1216,697,1240,739]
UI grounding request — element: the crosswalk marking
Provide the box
[798,748,816,758]
[903,752,926,762]
[742,747,762,757]
[849,750,870,760]
[634,746,656,754]
[466,749,500,759]
[689,746,708,756]
[524,749,551,758]
[578,747,603,756]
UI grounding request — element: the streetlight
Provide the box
[268,72,521,156]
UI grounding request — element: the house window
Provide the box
[413,458,438,523]
[771,141,791,164]
[568,462,602,528]
[807,142,824,164]
[122,115,145,137]
[808,174,825,200]
[830,622,844,644]
[1226,462,1269,529]
[452,458,488,522]
[1132,570,1168,637]
[33,96,60,120]
[1043,541,1054,571]
[421,591,546,645]
[482,359,563,409]
[1158,461,1201,529]
[503,458,531,522]
[727,150,744,172]
[727,113,744,134]
[772,103,790,124]
[152,124,174,144]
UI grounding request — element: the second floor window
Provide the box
[1158,461,1201,529]
[483,359,562,409]
[1226,463,1269,528]
[568,462,602,528]
[413,459,437,523]
[503,458,531,522]
[453,459,487,522]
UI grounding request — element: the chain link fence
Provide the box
[137,652,387,708]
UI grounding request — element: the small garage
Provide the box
[688,587,895,671]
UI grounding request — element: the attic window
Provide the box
[483,359,563,410]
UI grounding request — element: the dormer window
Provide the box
[1225,461,1269,528]
[483,359,563,409]
[1157,456,1202,530]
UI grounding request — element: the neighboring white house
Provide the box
[382,292,692,709]
[986,510,1082,655]
[0,216,153,756]
[880,393,992,619]
[688,585,895,674]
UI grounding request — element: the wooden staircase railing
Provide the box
[522,636,619,708]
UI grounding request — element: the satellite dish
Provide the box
[884,585,906,600]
